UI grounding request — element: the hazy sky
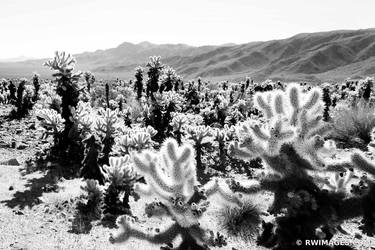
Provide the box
[0,0,374,59]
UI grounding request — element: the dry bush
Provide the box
[218,200,261,242]
[331,99,375,149]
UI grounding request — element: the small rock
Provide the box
[354,233,362,239]
[8,186,14,191]
[10,141,16,148]
[13,210,24,215]
[7,158,20,166]
[17,143,28,150]
[28,123,36,130]
[35,197,45,204]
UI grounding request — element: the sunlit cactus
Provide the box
[44,51,82,148]
[83,71,95,92]
[212,125,236,171]
[14,79,35,117]
[110,138,241,249]
[170,113,188,145]
[160,66,178,92]
[227,84,375,248]
[36,108,65,143]
[113,126,157,155]
[231,83,332,174]
[95,108,120,164]
[134,66,144,99]
[32,73,40,102]
[146,56,164,100]
[70,101,93,133]
[102,156,138,215]
[185,125,213,182]
[79,179,103,218]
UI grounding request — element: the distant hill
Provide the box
[1,28,375,82]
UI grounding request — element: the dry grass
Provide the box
[331,100,375,149]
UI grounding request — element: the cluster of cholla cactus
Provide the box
[44,51,82,148]
[110,138,242,249]
[112,125,157,155]
[228,83,375,248]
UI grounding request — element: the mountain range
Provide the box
[1,28,375,82]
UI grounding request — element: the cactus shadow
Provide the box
[1,170,59,210]
[0,161,77,210]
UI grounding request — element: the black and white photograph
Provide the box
[0,0,375,249]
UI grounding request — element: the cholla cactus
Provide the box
[134,67,144,99]
[70,101,93,137]
[95,108,120,164]
[170,113,188,145]
[320,170,354,194]
[113,126,157,155]
[185,125,213,182]
[16,83,35,117]
[146,56,164,100]
[44,51,81,81]
[160,66,178,92]
[80,135,105,184]
[32,73,40,102]
[44,51,82,148]
[231,83,333,176]
[212,125,236,171]
[110,138,241,249]
[102,156,138,215]
[79,179,103,218]
[33,82,61,110]
[105,83,110,109]
[36,109,65,143]
[83,71,95,92]
[228,84,374,248]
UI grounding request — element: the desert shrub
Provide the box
[330,99,375,149]
[219,200,261,242]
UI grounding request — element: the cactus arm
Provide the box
[205,179,243,206]
[256,94,273,118]
[251,125,270,141]
[351,152,375,177]
[302,87,322,110]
